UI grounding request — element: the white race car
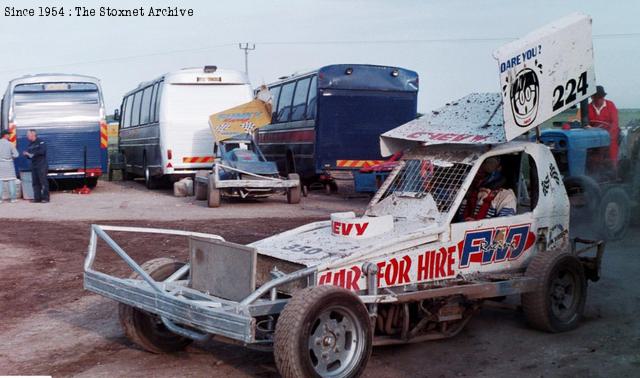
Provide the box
[83,14,604,378]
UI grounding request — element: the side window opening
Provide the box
[517,153,539,213]
[454,153,524,222]
[306,76,317,120]
[269,85,281,121]
[276,82,295,123]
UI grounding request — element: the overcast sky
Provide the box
[0,0,638,113]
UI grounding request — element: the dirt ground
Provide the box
[0,213,639,377]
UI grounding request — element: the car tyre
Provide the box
[194,171,209,201]
[144,156,159,190]
[522,250,587,333]
[274,285,372,378]
[118,258,192,353]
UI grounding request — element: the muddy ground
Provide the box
[1,218,639,377]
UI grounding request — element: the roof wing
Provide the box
[380,13,595,156]
[209,99,272,142]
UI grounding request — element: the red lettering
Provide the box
[435,248,447,278]
[435,133,457,141]
[376,261,386,287]
[406,131,427,139]
[452,134,472,142]
[354,222,369,236]
[428,250,435,279]
[332,221,340,234]
[471,135,489,143]
[333,269,345,287]
[341,223,353,236]
[346,266,361,290]
[398,255,411,284]
[446,245,456,276]
[385,258,399,286]
[417,252,428,281]
[319,272,332,285]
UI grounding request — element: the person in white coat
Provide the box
[0,130,19,203]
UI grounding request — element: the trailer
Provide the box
[83,13,606,378]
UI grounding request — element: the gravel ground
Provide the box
[0,180,638,377]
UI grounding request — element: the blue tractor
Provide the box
[540,122,640,240]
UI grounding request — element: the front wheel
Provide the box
[522,250,587,333]
[274,285,372,378]
[118,258,192,353]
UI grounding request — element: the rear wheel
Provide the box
[287,173,301,204]
[118,258,192,353]
[274,285,372,378]
[598,186,630,240]
[207,174,221,208]
[522,250,587,333]
[144,156,160,190]
[86,177,98,189]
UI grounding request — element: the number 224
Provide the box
[552,71,589,111]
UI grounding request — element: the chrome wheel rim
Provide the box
[307,305,365,377]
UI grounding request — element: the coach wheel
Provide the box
[522,250,587,333]
[287,173,301,204]
[118,258,192,353]
[324,181,338,195]
[143,156,159,190]
[598,186,630,241]
[274,285,372,378]
[207,174,221,208]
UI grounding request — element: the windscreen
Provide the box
[377,159,472,214]
[13,82,101,127]
[164,84,253,126]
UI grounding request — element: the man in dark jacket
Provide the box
[23,129,49,203]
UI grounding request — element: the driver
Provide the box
[459,157,516,220]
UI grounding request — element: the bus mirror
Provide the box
[113,109,120,121]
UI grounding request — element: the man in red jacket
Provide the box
[587,85,620,169]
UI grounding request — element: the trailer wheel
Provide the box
[598,186,630,240]
[194,171,209,201]
[207,174,221,208]
[287,173,301,204]
[522,250,587,333]
[274,285,372,378]
[118,258,192,353]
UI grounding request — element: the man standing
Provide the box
[588,85,619,169]
[23,129,49,203]
[0,130,19,203]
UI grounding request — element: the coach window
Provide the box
[290,77,311,122]
[149,83,159,123]
[131,91,142,127]
[122,95,133,128]
[269,85,281,121]
[306,75,317,120]
[276,82,295,123]
[140,86,153,125]
[154,82,164,122]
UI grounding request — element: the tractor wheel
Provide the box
[118,258,192,353]
[207,174,221,208]
[522,250,587,333]
[597,186,630,241]
[274,285,372,378]
[287,173,301,204]
[194,171,209,201]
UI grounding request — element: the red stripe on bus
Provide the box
[258,129,315,144]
